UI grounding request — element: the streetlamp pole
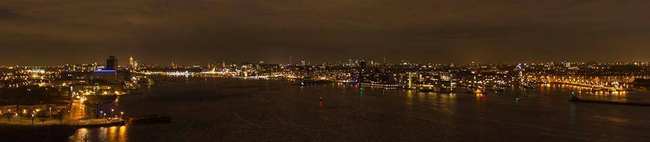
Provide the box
[6,109,11,123]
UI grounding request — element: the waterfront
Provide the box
[68,77,650,141]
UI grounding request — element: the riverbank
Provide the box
[0,117,125,128]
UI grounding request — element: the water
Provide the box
[69,78,650,141]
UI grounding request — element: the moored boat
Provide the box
[128,115,171,125]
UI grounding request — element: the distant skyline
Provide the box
[2,55,649,67]
[1,0,650,65]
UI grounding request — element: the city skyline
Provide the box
[2,55,650,67]
[3,1,650,141]
[2,0,650,65]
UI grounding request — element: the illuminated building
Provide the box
[359,60,367,84]
[133,61,139,70]
[129,56,134,68]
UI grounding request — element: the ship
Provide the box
[297,78,334,86]
[128,115,171,125]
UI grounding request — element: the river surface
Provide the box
[69,77,650,141]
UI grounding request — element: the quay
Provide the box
[569,96,650,107]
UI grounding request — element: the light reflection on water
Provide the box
[70,126,127,142]
[405,90,414,108]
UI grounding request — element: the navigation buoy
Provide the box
[318,97,324,107]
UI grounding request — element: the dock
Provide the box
[569,96,650,107]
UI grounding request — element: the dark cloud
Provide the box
[0,0,649,65]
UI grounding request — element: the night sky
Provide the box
[1,0,649,65]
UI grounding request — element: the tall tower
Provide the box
[221,61,227,72]
[106,56,118,70]
[129,56,134,68]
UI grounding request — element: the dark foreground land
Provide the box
[0,125,76,142]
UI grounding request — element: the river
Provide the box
[69,77,650,141]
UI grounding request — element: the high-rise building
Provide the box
[106,56,118,70]
[359,60,367,84]
[129,56,134,68]
[348,59,353,67]
[289,56,292,66]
